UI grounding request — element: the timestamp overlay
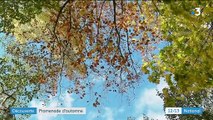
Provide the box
[165,107,203,115]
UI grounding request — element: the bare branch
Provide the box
[126,29,137,75]
[113,0,124,58]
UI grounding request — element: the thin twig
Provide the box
[126,29,137,75]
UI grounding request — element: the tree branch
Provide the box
[126,29,137,75]
[151,0,160,13]
[53,0,71,35]
[113,0,124,58]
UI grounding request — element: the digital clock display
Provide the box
[165,107,182,114]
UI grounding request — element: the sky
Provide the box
[28,76,168,120]
[0,33,168,120]
[27,41,168,120]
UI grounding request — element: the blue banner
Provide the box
[10,108,37,114]
[182,107,203,115]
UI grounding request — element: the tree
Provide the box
[7,0,162,103]
[143,1,213,119]
[0,1,164,119]
[0,56,41,120]
[3,1,212,119]
[0,0,59,32]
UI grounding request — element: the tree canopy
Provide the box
[7,0,162,99]
[0,56,41,120]
[0,0,212,120]
[142,1,213,119]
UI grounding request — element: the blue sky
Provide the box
[0,34,168,120]
[27,42,168,120]
[28,76,168,120]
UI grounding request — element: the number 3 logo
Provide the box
[195,8,201,16]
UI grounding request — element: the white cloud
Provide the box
[146,110,166,120]
[157,78,168,92]
[30,99,44,108]
[64,92,74,107]
[102,107,114,120]
[29,92,74,120]
[91,74,106,84]
[37,113,58,120]
[137,111,166,120]
[30,99,58,120]
[87,107,115,120]
[135,89,163,113]
[135,79,168,120]
[87,111,99,120]
[118,107,125,113]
